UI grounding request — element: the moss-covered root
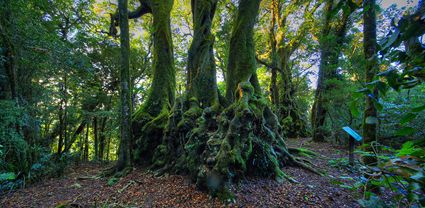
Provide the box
[132,107,170,165]
[189,82,285,196]
[151,97,204,172]
[288,147,318,158]
[99,165,133,178]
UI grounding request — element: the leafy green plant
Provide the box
[354,140,425,207]
[0,172,16,182]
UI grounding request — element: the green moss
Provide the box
[238,81,254,94]
[216,187,236,203]
[142,107,170,131]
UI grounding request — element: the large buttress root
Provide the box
[141,82,320,199]
[186,83,319,195]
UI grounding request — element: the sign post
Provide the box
[342,126,362,166]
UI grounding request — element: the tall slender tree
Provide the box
[362,0,378,164]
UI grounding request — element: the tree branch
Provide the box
[109,0,152,37]
[256,56,282,72]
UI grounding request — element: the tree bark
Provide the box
[83,122,89,161]
[225,0,262,102]
[186,0,219,108]
[116,0,133,171]
[117,0,175,164]
[135,0,175,117]
[362,0,378,164]
[147,0,319,198]
[57,85,65,155]
[99,117,107,161]
[93,117,99,160]
[268,0,279,106]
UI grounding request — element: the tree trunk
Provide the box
[312,0,353,142]
[83,122,89,161]
[266,0,315,138]
[186,0,219,108]
[99,117,107,161]
[225,0,262,102]
[268,0,279,106]
[143,0,318,199]
[148,0,221,172]
[63,74,68,153]
[63,119,88,153]
[134,0,175,118]
[93,117,99,160]
[116,0,133,171]
[277,48,308,137]
[362,0,378,164]
[127,0,175,164]
[78,125,85,160]
[57,87,64,155]
[185,0,314,197]
[0,0,17,101]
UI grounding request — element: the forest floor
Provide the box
[1,138,361,208]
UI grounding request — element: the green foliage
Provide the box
[0,172,16,182]
[108,177,119,186]
[328,158,350,169]
[353,141,425,207]
[0,100,29,173]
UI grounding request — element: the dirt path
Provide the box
[1,138,359,208]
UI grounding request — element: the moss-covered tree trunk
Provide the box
[146,0,221,175]
[311,0,354,142]
[225,0,262,102]
[116,0,133,171]
[179,0,317,197]
[139,1,175,117]
[130,0,176,163]
[268,0,279,106]
[186,0,219,108]
[277,48,308,137]
[123,0,318,200]
[362,0,378,165]
[362,0,378,143]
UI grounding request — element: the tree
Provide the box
[186,0,219,108]
[362,0,378,164]
[0,0,16,101]
[311,0,356,142]
[116,0,133,171]
[110,0,176,163]
[257,0,321,137]
[147,0,319,198]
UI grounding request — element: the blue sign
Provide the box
[342,126,363,141]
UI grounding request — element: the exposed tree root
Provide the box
[133,82,323,200]
[99,166,133,178]
[288,147,318,157]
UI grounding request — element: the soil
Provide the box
[0,138,360,208]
